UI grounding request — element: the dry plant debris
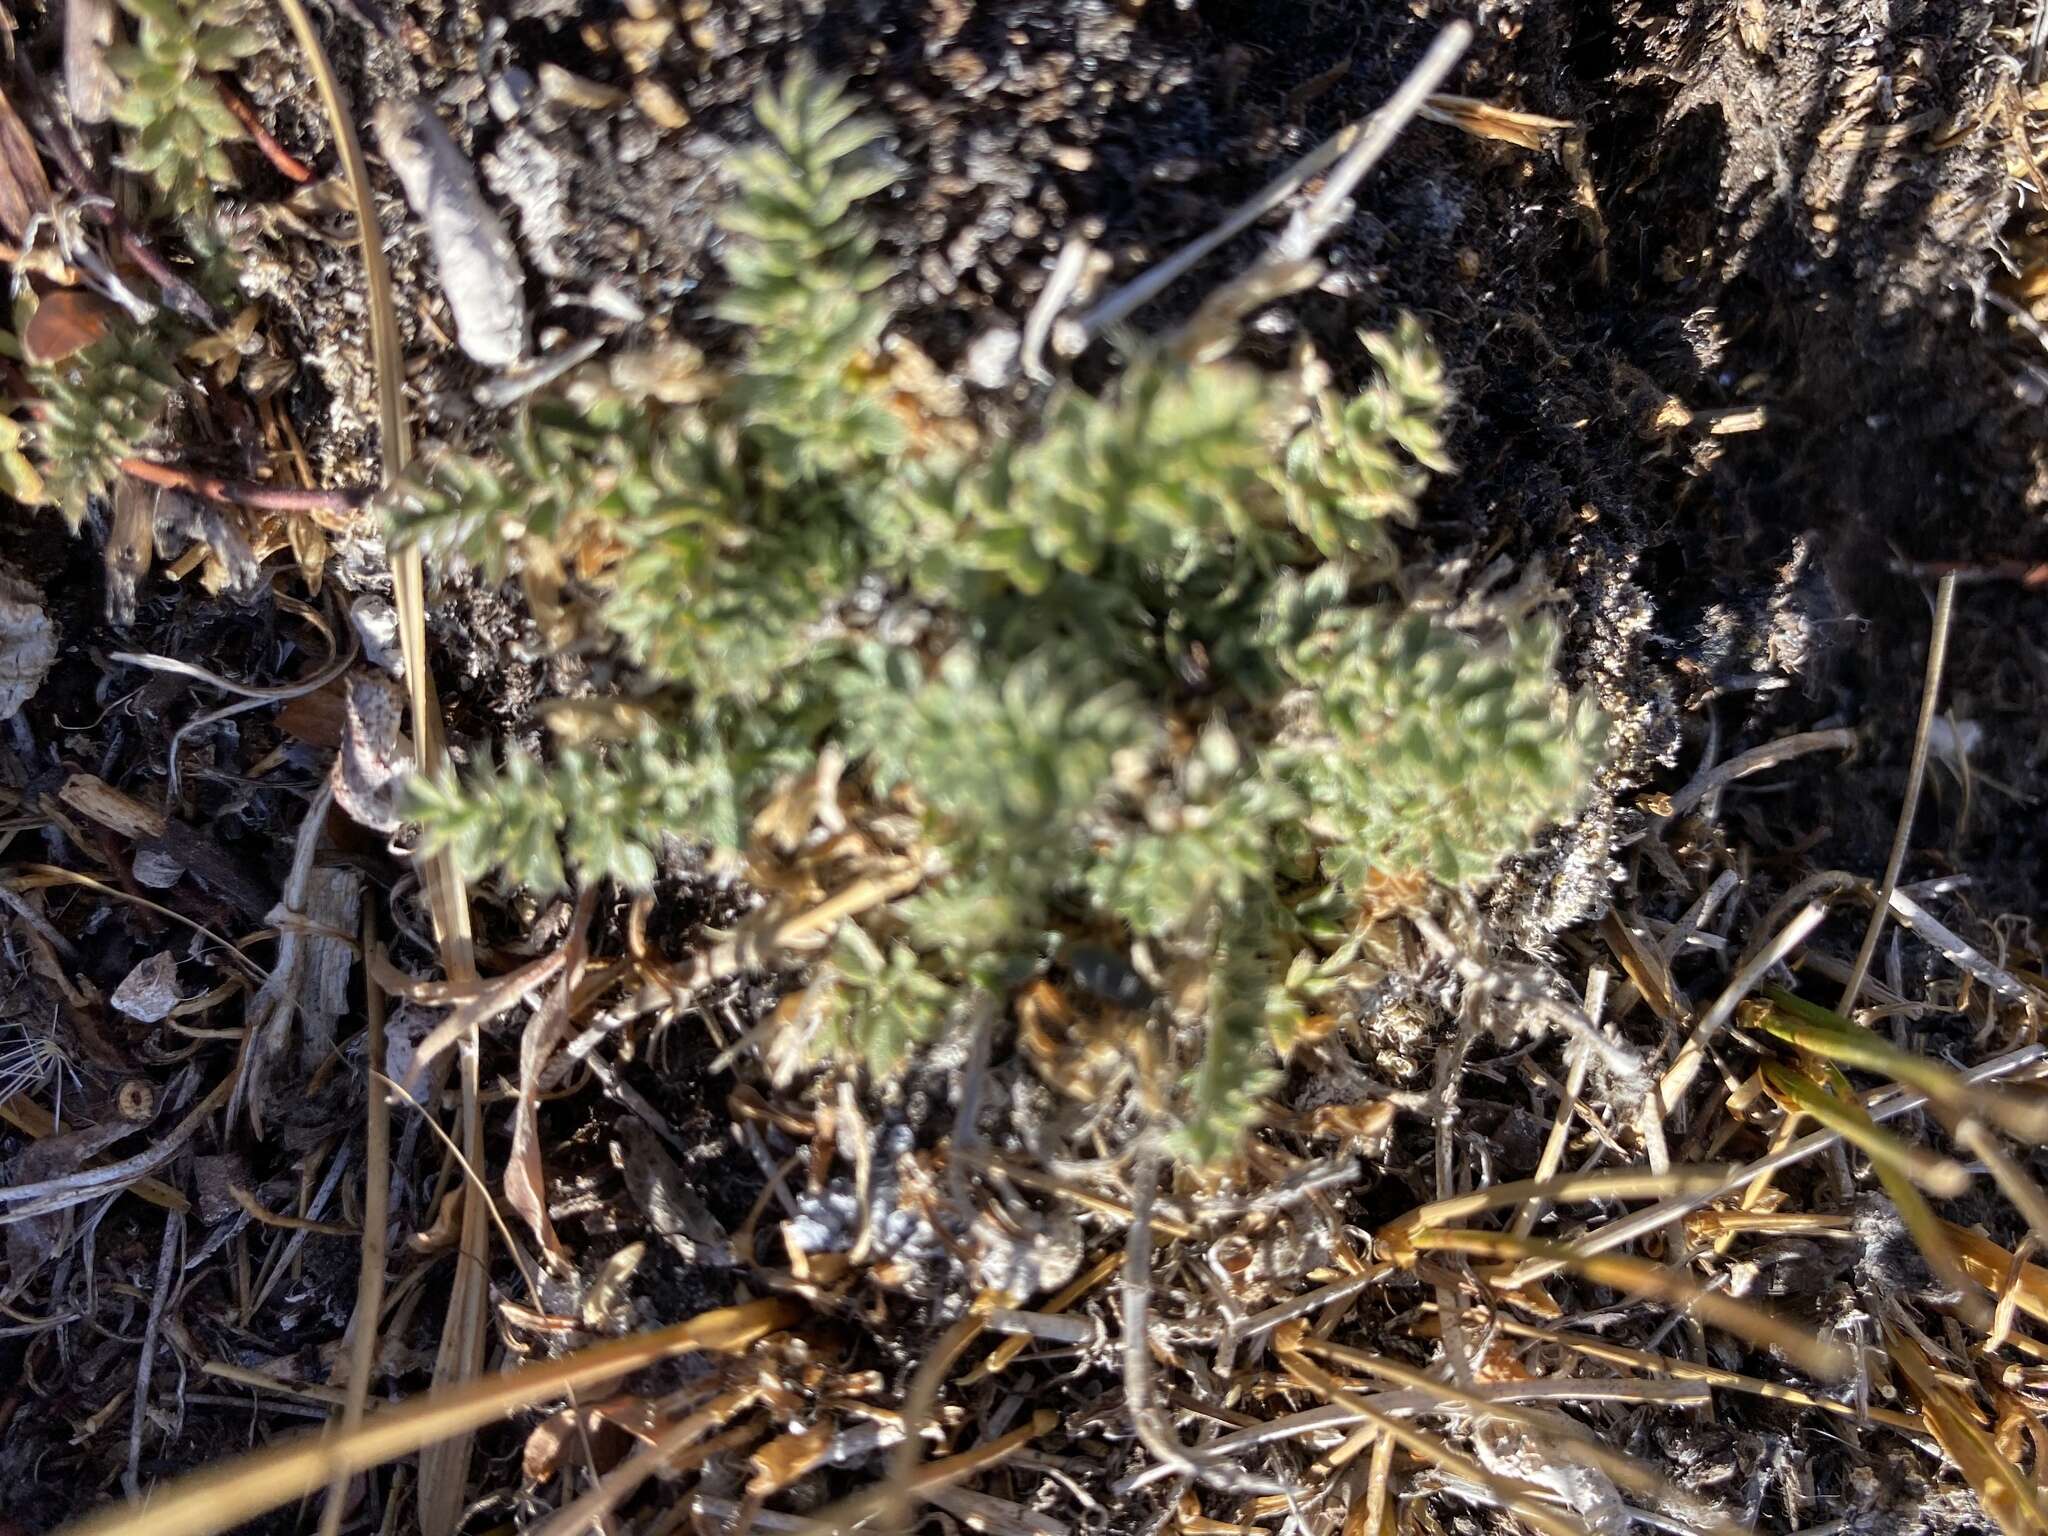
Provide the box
[0,2,2044,1536]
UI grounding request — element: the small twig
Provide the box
[214,77,315,183]
[1121,1156,1285,1497]
[1837,572,1957,1014]
[1654,900,1827,1114]
[1509,970,1605,1240]
[1660,728,1858,823]
[126,1210,184,1499]
[1076,21,1470,344]
[119,457,369,515]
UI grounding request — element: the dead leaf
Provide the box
[1418,93,1573,152]
[747,1422,837,1498]
[23,289,119,365]
[110,951,182,1023]
[611,1119,734,1266]
[276,678,349,749]
[522,1395,658,1482]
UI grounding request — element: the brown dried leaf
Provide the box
[747,1422,836,1498]
[1418,93,1574,151]
[521,1395,657,1482]
[505,983,572,1264]
[22,289,119,365]
[276,678,349,749]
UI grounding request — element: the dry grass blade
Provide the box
[1501,1043,2048,1289]
[1943,1222,2048,1330]
[8,865,267,981]
[1761,1061,1992,1329]
[1285,1328,1746,1536]
[1759,1062,1971,1196]
[1480,1316,1926,1433]
[1887,1324,2048,1536]
[0,1095,188,1212]
[792,1412,1060,1536]
[415,1045,492,1536]
[57,1297,801,1536]
[0,1071,234,1223]
[1755,989,2048,1141]
[1382,1166,1733,1248]
[875,1304,991,1533]
[228,1184,357,1236]
[1416,93,1572,150]
[1955,1121,2048,1289]
[318,905,392,1536]
[1837,570,1957,1012]
[1406,1228,1852,1379]
[967,1249,1119,1381]
[268,5,480,1524]
[1655,900,1827,1112]
[1273,1338,1595,1536]
[529,1411,764,1536]
[1079,20,1469,345]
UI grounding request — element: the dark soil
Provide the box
[3,0,2047,1531]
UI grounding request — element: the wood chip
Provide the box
[58,773,169,840]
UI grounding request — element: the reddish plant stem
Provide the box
[119,456,368,514]
[215,78,315,184]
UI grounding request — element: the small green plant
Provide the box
[389,64,1604,1159]
[29,329,179,529]
[107,0,261,221]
